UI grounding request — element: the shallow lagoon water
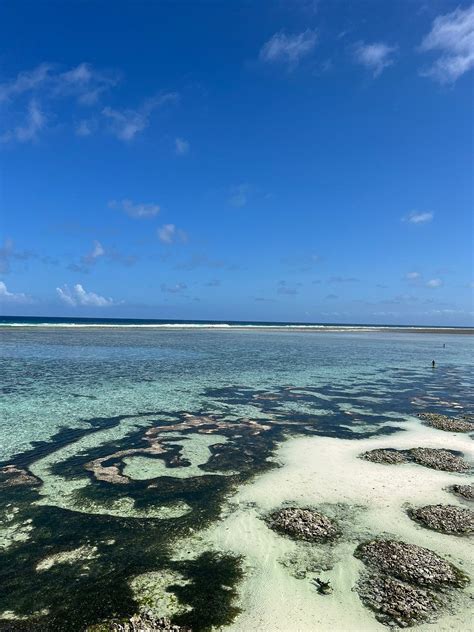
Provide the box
[0,327,473,630]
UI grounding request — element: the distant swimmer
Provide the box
[432,360,436,368]
[443,343,446,348]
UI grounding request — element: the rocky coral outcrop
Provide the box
[408,505,474,535]
[355,539,469,588]
[449,483,474,501]
[360,449,408,465]
[418,413,474,433]
[357,574,440,628]
[360,447,471,473]
[267,507,340,542]
[410,448,470,473]
[87,614,191,631]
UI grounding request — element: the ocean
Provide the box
[0,321,472,630]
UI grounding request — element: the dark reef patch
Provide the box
[418,412,474,433]
[360,447,471,473]
[448,483,474,501]
[357,573,441,628]
[266,507,340,542]
[408,504,474,535]
[355,539,469,588]
[354,539,470,627]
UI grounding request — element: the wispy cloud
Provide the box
[353,41,398,76]
[174,254,227,271]
[1,99,45,143]
[83,240,105,264]
[175,137,190,155]
[0,238,34,273]
[259,30,318,67]
[204,279,221,287]
[68,240,105,273]
[426,278,443,288]
[403,211,434,224]
[75,119,97,137]
[281,253,322,272]
[277,280,300,295]
[109,198,160,219]
[328,276,359,283]
[0,281,33,304]
[0,62,119,105]
[102,93,178,141]
[160,282,187,294]
[0,63,53,102]
[228,183,250,208]
[420,6,474,84]
[405,271,421,280]
[52,62,119,105]
[157,224,188,244]
[0,63,119,142]
[56,283,117,306]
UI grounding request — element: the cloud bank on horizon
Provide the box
[0,1,473,326]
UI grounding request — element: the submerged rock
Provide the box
[0,465,40,488]
[408,505,474,535]
[410,448,470,473]
[87,614,191,631]
[267,507,340,542]
[355,539,469,588]
[360,449,408,465]
[449,483,474,501]
[418,413,474,433]
[313,577,333,595]
[357,574,440,628]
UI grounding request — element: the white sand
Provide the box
[201,420,473,631]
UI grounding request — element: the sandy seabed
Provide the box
[195,420,473,631]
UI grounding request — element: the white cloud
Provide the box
[175,137,190,155]
[406,271,421,280]
[56,283,116,307]
[403,211,434,224]
[0,281,32,304]
[102,93,178,141]
[259,30,318,66]
[420,6,474,84]
[353,42,398,76]
[426,278,443,288]
[110,198,160,219]
[157,224,187,244]
[1,99,45,143]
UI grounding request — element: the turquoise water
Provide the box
[0,328,472,630]
[2,328,472,460]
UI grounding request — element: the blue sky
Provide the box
[0,0,473,325]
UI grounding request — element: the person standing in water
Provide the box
[432,360,436,368]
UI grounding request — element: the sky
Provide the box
[0,0,473,325]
